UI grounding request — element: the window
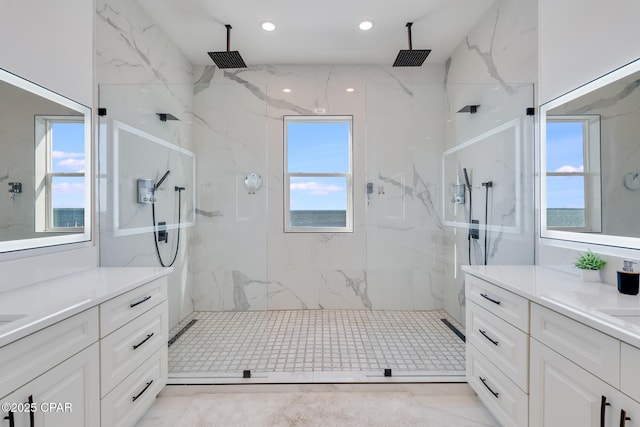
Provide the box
[545,115,601,232]
[284,116,353,232]
[35,116,85,232]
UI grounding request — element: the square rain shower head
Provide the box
[208,51,247,69]
[393,49,431,67]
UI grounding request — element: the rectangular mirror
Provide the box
[0,68,91,253]
[540,58,640,249]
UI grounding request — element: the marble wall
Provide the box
[96,0,195,328]
[95,0,539,328]
[188,66,450,312]
[440,0,538,323]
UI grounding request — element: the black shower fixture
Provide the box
[393,22,431,67]
[157,113,179,121]
[208,24,247,69]
[457,105,480,114]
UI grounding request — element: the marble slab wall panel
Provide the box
[441,0,538,324]
[187,64,451,312]
[96,0,196,329]
[98,85,195,329]
[189,81,269,312]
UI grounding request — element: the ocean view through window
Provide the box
[284,116,353,232]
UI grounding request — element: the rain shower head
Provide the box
[393,23,431,67]
[208,24,247,69]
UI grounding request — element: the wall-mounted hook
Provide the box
[244,173,262,195]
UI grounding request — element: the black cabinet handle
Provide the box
[3,411,14,427]
[130,295,152,308]
[479,376,499,398]
[479,329,499,346]
[132,333,154,350]
[132,380,154,402]
[601,395,611,427]
[28,395,34,427]
[480,293,501,305]
[621,409,631,427]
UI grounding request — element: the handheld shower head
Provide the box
[463,168,471,190]
[154,170,170,190]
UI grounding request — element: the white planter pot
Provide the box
[581,269,602,282]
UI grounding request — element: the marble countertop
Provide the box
[0,267,172,348]
[463,265,640,349]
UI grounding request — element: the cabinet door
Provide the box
[3,342,99,427]
[530,339,617,427]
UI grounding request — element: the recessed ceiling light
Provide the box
[282,88,291,93]
[346,88,355,93]
[261,21,276,32]
[359,20,374,31]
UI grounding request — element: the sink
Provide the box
[0,314,27,326]
[596,308,640,327]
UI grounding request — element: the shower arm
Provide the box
[406,23,413,50]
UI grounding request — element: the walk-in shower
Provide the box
[98,76,535,383]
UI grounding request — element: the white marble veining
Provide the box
[464,264,640,349]
[0,267,172,347]
[135,383,499,427]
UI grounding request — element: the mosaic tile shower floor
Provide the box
[168,309,466,377]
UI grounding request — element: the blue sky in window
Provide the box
[288,121,349,211]
[546,121,585,208]
[51,122,85,208]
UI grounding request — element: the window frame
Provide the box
[544,114,601,233]
[283,115,353,233]
[35,115,85,233]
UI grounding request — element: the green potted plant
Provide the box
[575,249,607,282]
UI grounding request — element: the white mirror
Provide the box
[540,58,640,249]
[0,68,91,253]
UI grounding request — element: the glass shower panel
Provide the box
[98,82,269,380]
[364,82,534,379]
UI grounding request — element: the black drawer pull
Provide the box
[480,293,501,305]
[133,333,154,350]
[130,295,152,308]
[4,411,14,427]
[601,395,611,427]
[28,395,34,427]
[479,376,499,398]
[621,409,631,427]
[132,380,154,402]
[479,329,499,346]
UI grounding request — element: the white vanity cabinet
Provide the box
[2,343,100,427]
[99,277,168,427]
[530,338,640,427]
[465,275,530,427]
[464,267,640,427]
[0,268,170,427]
[530,303,640,427]
[0,308,100,427]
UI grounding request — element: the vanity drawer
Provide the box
[0,307,98,397]
[531,303,620,386]
[621,343,640,402]
[467,343,528,427]
[467,301,529,391]
[100,301,167,397]
[100,277,167,337]
[101,346,167,427]
[467,275,529,332]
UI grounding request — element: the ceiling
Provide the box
[138,0,497,66]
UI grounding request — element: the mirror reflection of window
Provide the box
[35,116,85,232]
[545,115,601,232]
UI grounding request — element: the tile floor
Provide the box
[135,383,500,426]
[168,309,466,378]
